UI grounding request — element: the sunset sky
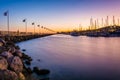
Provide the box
[0,0,120,32]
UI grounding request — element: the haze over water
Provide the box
[17,34,120,80]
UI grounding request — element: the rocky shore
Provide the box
[0,34,52,43]
[0,35,51,80]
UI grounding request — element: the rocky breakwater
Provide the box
[0,38,50,80]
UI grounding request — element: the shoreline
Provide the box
[0,34,53,43]
[0,34,51,80]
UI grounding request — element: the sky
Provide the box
[0,0,120,32]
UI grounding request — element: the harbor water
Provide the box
[17,34,120,80]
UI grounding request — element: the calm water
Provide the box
[17,34,120,80]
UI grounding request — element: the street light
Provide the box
[37,25,40,35]
[23,19,27,35]
[4,10,9,35]
[32,22,35,35]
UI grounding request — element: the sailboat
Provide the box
[70,30,79,36]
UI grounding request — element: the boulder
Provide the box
[0,38,6,46]
[33,66,39,73]
[14,50,23,57]
[37,59,40,62]
[36,69,50,75]
[6,41,15,47]
[0,51,13,59]
[22,49,26,52]
[26,67,33,74]
[22,53,32,61]
[5,46,16,54]
[0,69,18,80]
[0,42,3,47]
[15,45,20,50]
[33,67,50,75]
[0,51,13,65]
[0,46,5,53]
[10,56,23,73]
[18,72,25,80]
[25,60,31,65]
[9,47,16,54]
[0,56,8,70]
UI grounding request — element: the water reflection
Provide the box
[18,34,120,80]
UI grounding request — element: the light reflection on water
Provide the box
[17,34,120,80]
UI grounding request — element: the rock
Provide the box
[0,51,13,59]
[15,45,20,50]
[28,56,33,61]
[5,47,11,52]
[22,49,26,52]
[0,46,5,53]
[33,66,40,73]
[0,69,18,80]
[37,69,50,75]
[14,50,23,57]
[4,36,10,41]
[26,67,33,74]
[37,59,40,62]
[0,38,6,46]
[9,47,16,54]
[10,56,23,73]
[5,46,16,54]
[0,51,13,65]
[6,41,15,47]
[33,67,50,75]
[0,56,8,70]
[22,53,29,59]
[22,66,33,75]
[22,53,32,61]
[0,42,4,47]
[18,72,25,80]
[25,60,31,65]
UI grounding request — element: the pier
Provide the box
[0,34,55,43]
